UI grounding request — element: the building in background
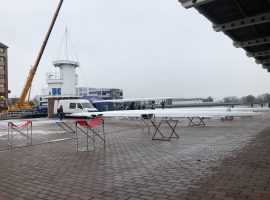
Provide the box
[76,87,123,100]
[40,28,123,106]
[42,59,123,101]
[46,60,79,96]
[171,98,204,105]
[43,60,123,100]
[0,42,9,110]
[0,42,8,99]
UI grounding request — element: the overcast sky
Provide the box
[1,0,270,100]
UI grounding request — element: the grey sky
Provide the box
[1,0,269,100]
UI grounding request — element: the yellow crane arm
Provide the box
[18,0,64,108]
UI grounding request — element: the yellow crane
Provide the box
[8,0,64,112]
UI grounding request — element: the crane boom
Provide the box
[18,0,64,108]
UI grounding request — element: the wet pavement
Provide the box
[0,114,269,200]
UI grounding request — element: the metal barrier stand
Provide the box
[141,114,153,133]
[75,118,105,152]
[56,121,76,133]
[151,119,179,141]
[8,121,32,149]
[187,117,206,126]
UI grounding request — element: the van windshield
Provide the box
[82,103,94,109]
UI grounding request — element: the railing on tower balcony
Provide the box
[46,72,63,83]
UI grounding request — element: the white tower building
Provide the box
[42,28,123,99]
[45,28,79,96]
[46,60,79,96]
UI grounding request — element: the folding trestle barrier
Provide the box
[187,117,206,126]
[8,121,32,149]
[151,119,179,141]
[75,117,105,152]
[141,114,154,133]
[56,121,76,133]
[141,114,179,141]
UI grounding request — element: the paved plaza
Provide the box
[0,114,269,200]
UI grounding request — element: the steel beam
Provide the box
[233,36,270,48]
[256,59,270,65]
[246,50,270,57]
[213,12,270,32]
[179,0,217,9]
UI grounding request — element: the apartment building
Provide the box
[0,42,8,99]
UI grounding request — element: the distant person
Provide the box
[129,102,135,110]
[57,105,64,121]
[142,105,145,110]
[161,100,165,109]
[151,100,155,109]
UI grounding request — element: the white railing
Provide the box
[46,72,62,81]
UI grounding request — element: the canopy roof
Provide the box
[179,0,270,72]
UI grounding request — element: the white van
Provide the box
[54,99,97,116]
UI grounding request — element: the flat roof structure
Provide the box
[179,0,270,72]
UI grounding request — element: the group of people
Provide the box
[151,100,165,109]
[123,100,166,110]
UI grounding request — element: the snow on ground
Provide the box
[0,118,64,137]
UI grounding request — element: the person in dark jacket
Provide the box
[161,100,165,109]
[57,105,64,121]
[151,100,155,109]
